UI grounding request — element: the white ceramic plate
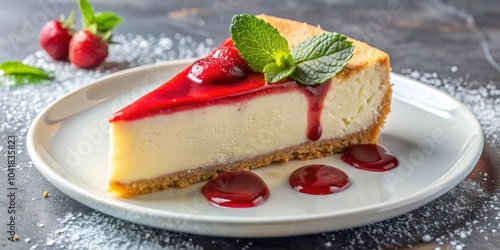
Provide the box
[27,60,483,237]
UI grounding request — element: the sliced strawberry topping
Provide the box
[189,44,249,83]
[209,45,248,69]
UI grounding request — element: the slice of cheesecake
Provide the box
[108,15,392,197]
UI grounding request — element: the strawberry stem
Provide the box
[64,9,76,27]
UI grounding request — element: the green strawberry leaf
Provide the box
[101,30,113,41]
[95,12,123,33]
[77,0,122,40]
[0,61,52,86]
[64,9,76,28]
[290,33,354,85]
[60,10,76,30]
[230,14,290,72]
[87,23,98,34]
[78,0,95,28]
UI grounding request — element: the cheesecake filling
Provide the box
[108,63,386,184]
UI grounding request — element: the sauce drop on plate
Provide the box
[289,164,350,195]
[341,144,398,172]
[202,171,270,208]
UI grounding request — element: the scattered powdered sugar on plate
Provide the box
[2,35,499,249]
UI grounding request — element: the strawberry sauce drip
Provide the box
[341,144,399,172]
[304,84,330,141]
[289,164,350,195]
[202,171,270,208]
[110,39,331,141]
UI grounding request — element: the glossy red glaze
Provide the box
[305,83,329,141]
[289,164,350,195]
[202,171,270,208]
[110,39,331,141]
[341,144,398,172]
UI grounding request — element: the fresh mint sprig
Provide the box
[0,61,52,86]
[230,15,295,83]
[230,14,354,86]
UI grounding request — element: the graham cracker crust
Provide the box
[108,84,392,198]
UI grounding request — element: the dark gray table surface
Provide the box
[1,0,499,249]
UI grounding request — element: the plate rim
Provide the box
[26,60,484,236]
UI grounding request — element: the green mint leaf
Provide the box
[263,53,295,83]
[0,61,51,86]
[95,12,123,33]
[290,33,354,85]
[230,14,354,85]
[0,61,50,76]
[230,14,290,72]
[264,63,295,83]
[79,0,95,28]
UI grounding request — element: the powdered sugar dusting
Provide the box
[2,35,498,248]
[320,178,498,249]
[40,212,203,250]
[402,69,500,144]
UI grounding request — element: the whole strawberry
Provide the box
[69,30,108,69]
[69,0,122,69]
[39,11,75,60]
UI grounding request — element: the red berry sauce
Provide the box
[305,83,329,141]
[341,144,398,172]
[289,164,350,195]
[202,171,270,208]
